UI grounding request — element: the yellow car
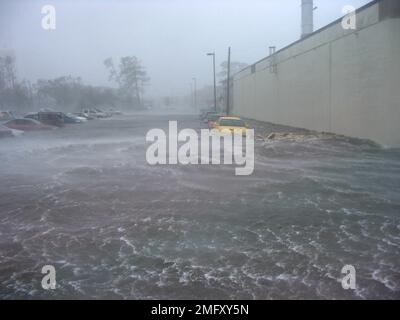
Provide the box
[213,116,249,135]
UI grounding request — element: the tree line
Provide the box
[0,53,150,112]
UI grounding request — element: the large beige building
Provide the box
[232,0,400,147]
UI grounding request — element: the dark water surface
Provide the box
[0,114,399,299]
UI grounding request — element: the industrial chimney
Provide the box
[301,0,314,38]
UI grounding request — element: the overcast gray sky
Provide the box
[1,0,370,98]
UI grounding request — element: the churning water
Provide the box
[0,114,399,299]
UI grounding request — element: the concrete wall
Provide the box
[232,0,400,147]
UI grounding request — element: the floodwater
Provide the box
[0,113,399,299]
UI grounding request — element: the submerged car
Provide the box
[199,109,213,120]
[206,113,224,129]
[67,113,87,122]
[75,112,94,120]
[213,117,248,135]
[0,124,14,138]
[4,118,57,131]
[0,111,15,121]
[82,109,108,119]
[62,113,86,124]
[24,112,40,121]
[203,111,222,124]
[25,112,64,127]
[94,108,112,118]
[200,109,216,120]
[108,108,122,115]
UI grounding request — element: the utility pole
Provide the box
[213,54,217,112]
[207,52,217,112]
[226,47,231,115]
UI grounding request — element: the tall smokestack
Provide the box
[301,0,314,38]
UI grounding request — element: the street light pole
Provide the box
[226,47,231,115]
[207,52,217,112]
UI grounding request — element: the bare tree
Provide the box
[0,55,21,109]
[218,61,248,81]
[35,76,118,110]
[217,60,248,108]
[5,56,16,89]
[0,55,17,90]
[104,56,150,108]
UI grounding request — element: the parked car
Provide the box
[82,109,96,118]
[39,112,64,127]
[203,111,220,123]
[82,109,108,119]
[0,124,14,138]
[25,112,64,127]
[0,111,15,121]
[75,112,94,120]
[39,108,56,112]
[4,118,57,131]
[200,109,214,120]
[213,116,248,136]
[0,124,24,137]
[94,108,112,118]
[108,108,122,115]
[61,113,85,124]
[67,113,87,122]
[24,112,40,121]
[204,112,224,124]
[206,113,224,129]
